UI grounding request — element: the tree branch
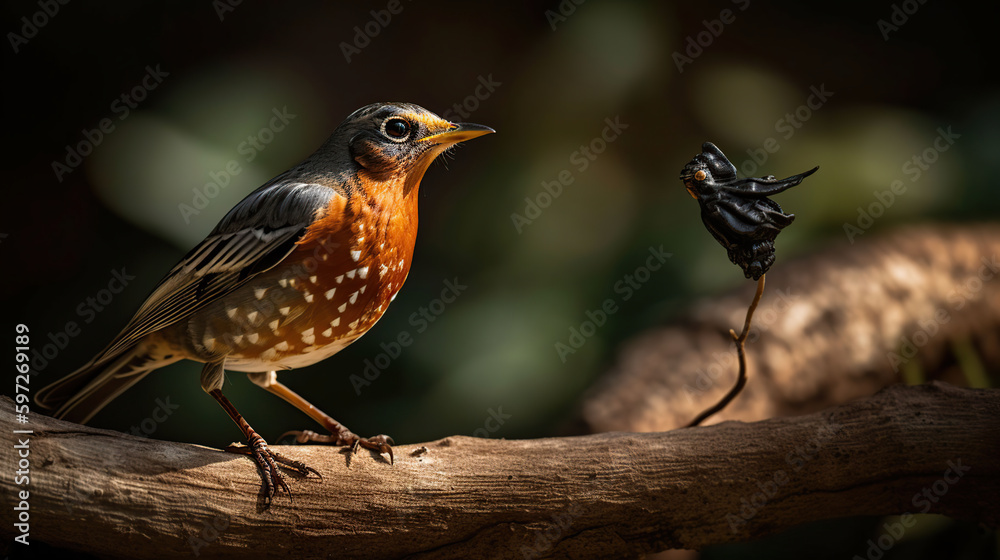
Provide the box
[583,224,1000,433]
[4,383,998,559]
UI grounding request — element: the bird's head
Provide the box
[679,142,738,200]
[321,102,493,195]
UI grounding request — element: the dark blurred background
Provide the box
[3,1,997,558]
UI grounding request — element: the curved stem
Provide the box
[686,274,766,427]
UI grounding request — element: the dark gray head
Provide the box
[309,102,493,181]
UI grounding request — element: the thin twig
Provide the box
[686,274,766,427]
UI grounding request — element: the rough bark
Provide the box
[3,383,998,559]
[582,224,1000,433]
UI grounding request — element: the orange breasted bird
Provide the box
[36,102,494,502]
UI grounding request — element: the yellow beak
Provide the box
[421,122,495,145]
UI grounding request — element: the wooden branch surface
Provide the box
[583,224,1000,433]
[3,383,998,559]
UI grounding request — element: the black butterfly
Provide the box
[680,142,818,280]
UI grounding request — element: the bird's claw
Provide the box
[281,429,394,464]
[352,434,395,465]
[225,435,319,505]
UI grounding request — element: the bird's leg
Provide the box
[209,389,320,501]
[201,362,318,504]
[248,371,394,464]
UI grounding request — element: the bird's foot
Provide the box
[281,428,395,465]
[225,432,320,504]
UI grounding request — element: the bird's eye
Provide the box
[694,170,707,181]
[382,118,411,142]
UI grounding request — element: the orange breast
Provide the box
[190,176,420,373]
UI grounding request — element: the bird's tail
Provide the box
[35,343,179,425]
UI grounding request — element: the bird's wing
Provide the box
[715,166,819,198]
[95,179,342,362]
[703,197,790,238]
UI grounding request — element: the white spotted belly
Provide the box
[223,336,356,372]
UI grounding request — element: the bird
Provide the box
[35,102,494,503]
[680,142,817,280]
